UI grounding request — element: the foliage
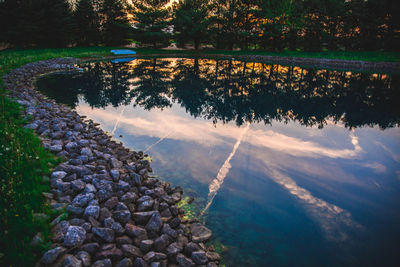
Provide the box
[101,0,132,46]
[172,0,211,50]
[0,0,399,51]
[131,0,171,48]
[177,197,197,220]
[0,0,74,47]
[0,47,112,266]
[73,0,102,46]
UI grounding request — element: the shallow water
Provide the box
[36,58,400,266]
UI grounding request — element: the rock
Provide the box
[120,192,137,204]
[113,210,131,224]
[97,189,112,202]
[125,224,147,238]
[110,169,120,180]
[116,258,133,267]
[133,258,148,267]
[191,251,207,265]
[67,205,84,216]
[83,205,100,219]
[81,147,93,157]
[65,142,79,152]
[104,197,119,210]
[162,224,177,239]
[111,222,125,235]
[206,251,220,261]
[137,199,154,212]
[143,251,156,262]
[169,217,180,229]
[82,242,100,254]
[52,221,69,243]
[133,211,156,224]
[50,144,63,152]
[63,226,86,247]
[71,179,85,191]
[160,208,172,218]
[110,157,122,168]
[52,171,67,179]
[92,259,112,267]
[104,217,115,228]
[99,208,112,222]
[145,212,162,232]
[63,255,82,267]
[83,184,96,194]
[139,239,154,253]
[121,244,143,258]
[42,246,66,264]
[118,180,131,192]
[72,193,94,207]
[184,242,200,256]
[92,227,115,242]
[154,234,170,252]
[206,262,218,267]
[165,242,183,258]
[116,236,133,246]
[96,247,123,260]
[76,251,91,267]
[190,223,212,243]
[176,253,195,267]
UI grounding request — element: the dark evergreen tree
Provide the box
[209,0,238,49]
[0,0,73,47]
[73,0,101,46]
[131,0,171,48]
[101,0,131,45]
[172,0,211,50]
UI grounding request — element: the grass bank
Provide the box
[0,47,114,266]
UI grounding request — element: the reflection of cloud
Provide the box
[111,106,127,135]
[266,167,361,241]
[144,130,174,153]
[201,123,250,216]
[363,162,387,173]
[249,129,362,159]
[378,143,400,163]
[78,105,363,160]
[78,103,368,241]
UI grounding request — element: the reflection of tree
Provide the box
[129,58,172,110]
[37,58,400,129]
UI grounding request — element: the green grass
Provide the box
[0,47,115,266]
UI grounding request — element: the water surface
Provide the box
[36,58,400,266]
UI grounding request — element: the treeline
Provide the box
[1,0,399,51]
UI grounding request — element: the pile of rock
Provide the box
[4,58,221,267]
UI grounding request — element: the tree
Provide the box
[73,0,101,46]
[131,0,171,48]
[172,0,211,50]
[0,0,73,47]
[101,0,131,46]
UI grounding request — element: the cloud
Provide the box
[78,104,363,160]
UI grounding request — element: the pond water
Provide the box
[36,58,400,266]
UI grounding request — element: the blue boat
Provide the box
[111,57,136,63]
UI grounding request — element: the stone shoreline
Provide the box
[3,58,221,267]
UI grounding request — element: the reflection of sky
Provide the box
[76,99,400,265]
